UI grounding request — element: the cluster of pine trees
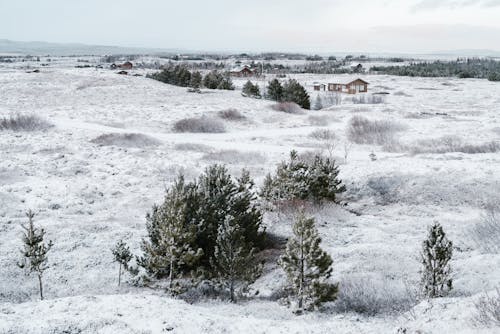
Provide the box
[18,151,455,314]
[371,58,500,81]
[242,78,311,109]
[148,66,234,90]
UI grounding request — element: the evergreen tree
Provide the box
[189,71,203,89]
[18,210,53,300]
[138,177,202,291]
[212,215,262,302]
[279,213,338,312]
[242,80,261,97]
[283,79,310,110]
[307,155,346,203]
[217,74,235,90]
[267,78,283,101]
[112,239,133,286]
[313,95,323,110]
[421,221,453,298]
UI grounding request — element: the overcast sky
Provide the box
[1,0,500,53]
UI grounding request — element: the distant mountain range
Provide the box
[1,39,500,58]
[0,39,181,56]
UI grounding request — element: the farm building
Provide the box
[230,65,258,77]
[327,78,368,94]
[313,82,326,91]
[119,61,133,70]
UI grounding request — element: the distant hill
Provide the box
[0,39,181,56]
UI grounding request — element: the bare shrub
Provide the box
[334,275,418,316]
[407,136,500,155]
[271,102,304,114]
[347,116,406,145]
[308,115,334,126]
[470,207,500,253]
[474,288,500,326]
[90,133,160,148]
[394,91,412,97]
[352,95,385,104]
[309,129,336,141]
[218,108,246,121]
[367,175,405,205]
[201,149,266,165]
[174,143,212,152]
[173,116,226,133]
[0,114,52,131]
[321,92,342,107]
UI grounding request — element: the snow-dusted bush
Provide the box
[474,288,500,326]
[407,135,500,155]
[470,207,500,253]
[347,116,406,145]
[334,275,417,316]
[90,133,160,147]
[173,116,226,133]
[0,114,52,131]
[309,129,336,141]
[271,102,304,114]
[202,150,266,165]
[174,143,212,152]
[366,175,404,205]
[308,115,334,126]
[217,108,246,121]
[351,95,385,104]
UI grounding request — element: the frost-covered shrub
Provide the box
[174,143,212,152]
[470,207,500,253]
[474,288,500,326]
[334,275,417,316]
[90,133,160,147]
[173,116,226,133]
[202,150,266,165]
[262,150,346,204]
[407,135,500,154]
[367,175,404,205]
[309,129,336,141]
[351,95,385,104]
[271,102,304,114]
[218,108,246,121]
[308,115,335,126]
[0,114,52,131]
[347,116,406,145]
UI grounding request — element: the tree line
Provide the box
[148,65,235,91]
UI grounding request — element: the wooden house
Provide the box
[313,83,326,91]
[119,61,133,70]
[328,78,369,94]
[230,65,257,77]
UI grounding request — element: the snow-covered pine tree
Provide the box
[421,221,453,298]
[189,71,203,90]
[283,79,311,110]
[279,213,338,312]
[112,239,133,286]
[307,155,346,204]
[212,215,261,302]
[313,95,323,110]
[267,78,283,101]
[18,210,53,300]
[139,178,202,292]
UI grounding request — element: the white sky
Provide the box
[1,0,500,53]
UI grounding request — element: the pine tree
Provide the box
[112,239,133,286]
[421,221,453,298]
[267,78,283,101]
[18,210,53,300]
[212,215,262,302]
[283,79,310,110]
[279,213,338,312]
[313,95,323,110]
[189,71,203,89]
[307,155,346,203]
[138,178,202,291]
[242,80,261,98]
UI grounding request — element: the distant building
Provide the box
[327,78,369,94]
[313,82,326,91]
[119,61,133,70]
[230,65,258,77]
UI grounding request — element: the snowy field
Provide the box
[0,62,500,333]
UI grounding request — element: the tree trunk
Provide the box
[230,278,235,303]
[169,258,174,291]
[38,274,44,300]
[118,263,122,286]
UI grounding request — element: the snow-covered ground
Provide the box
[1,61,499,333]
